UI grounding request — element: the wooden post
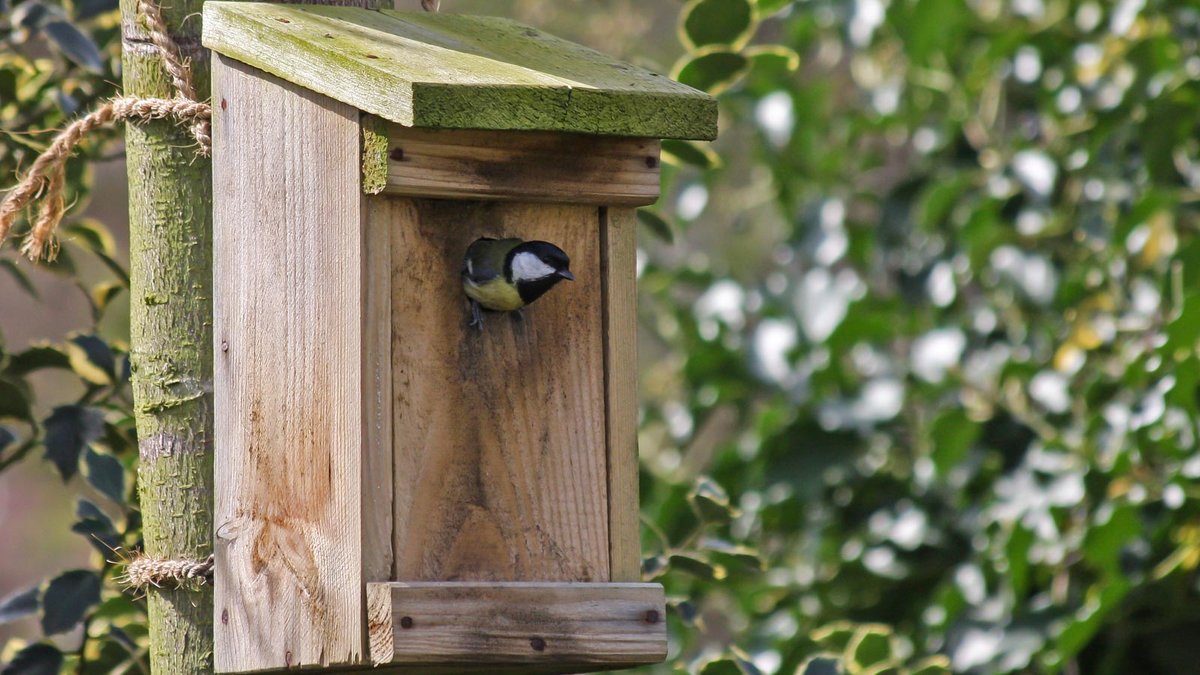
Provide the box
[120,0,214,670]
[119,0,383,672]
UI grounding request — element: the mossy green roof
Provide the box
[202,3,717,139]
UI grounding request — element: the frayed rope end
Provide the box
[0,97,210,261]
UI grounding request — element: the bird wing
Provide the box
[463,237,522,284]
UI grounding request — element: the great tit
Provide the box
[462,237,575,330]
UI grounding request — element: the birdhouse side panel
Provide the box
[600,207,641,582]
[382,198,610,583]
[212,55,373,672]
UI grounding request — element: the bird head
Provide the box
[507,240,574,284]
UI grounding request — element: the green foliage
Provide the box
[1,1,143,671]
[639,0,1200,673]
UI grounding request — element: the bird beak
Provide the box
[559,270,575,281]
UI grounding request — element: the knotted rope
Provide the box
[0,0,210,261]
[122,552,215,589]
[1,0,436,261]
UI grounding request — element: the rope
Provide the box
[138,0,211,151]
[122,553,214,589]
[0,98,210,261]
[0,0,211,261]
[1,0,440,261]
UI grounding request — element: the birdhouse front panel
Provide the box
[205,3,715,672]
[384,199,609,583]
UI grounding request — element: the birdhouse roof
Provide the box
[202,3,717,140]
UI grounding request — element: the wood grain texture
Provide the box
[201,3,717,139]
[363,199,394,586]
[378,125,660,206]
[212,56,366,671]
[367,582,666,666]
[388,199,610,583]
[601,208,642,582]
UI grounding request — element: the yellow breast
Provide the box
[464,277,525,312]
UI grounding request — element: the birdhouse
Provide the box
[203,3,716,672]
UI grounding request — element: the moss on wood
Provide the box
[361,114,389,195]
[202,3,717,139]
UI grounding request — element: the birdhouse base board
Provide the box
[366,582,667,668]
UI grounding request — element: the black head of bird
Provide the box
[462,237,574,330]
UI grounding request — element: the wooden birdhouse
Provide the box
[203,3,716,671]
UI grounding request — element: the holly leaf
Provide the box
[674,49,749,96]
[42,405,105,481]
[5,345,70,376]
[845,625,895,670]
[798,654,844,675]
[83,447,125,504]
[0,584,40,624]
[42,20,105,73]
[668,552,728,580]
[0,379,31,422]
[637,209,675,243]
[1,643,63,675]
[40,569,101,634]
[681,0,755,50]
[689,476,739,523]
[662,139,722,169]
[65,334,115,385]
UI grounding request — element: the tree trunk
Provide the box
[120,0,214,670]
[119,0,388,671]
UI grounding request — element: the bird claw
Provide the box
[468,300,484,331]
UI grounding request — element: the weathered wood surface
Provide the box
[212,56,372,671]
[202,2,717,139]
[367,582,667,666]
[387,199,610,583]
[368,124,661,206]
[600,208,641,582]
[363,198,395,587]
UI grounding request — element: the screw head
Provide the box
[530,637,546,652]
[644,609,660,624]
[400,616,414,629]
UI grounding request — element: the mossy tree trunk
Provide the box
[119,0,389,672]
[120,0,214,671]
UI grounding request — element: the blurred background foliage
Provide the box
[2,0,1200,673]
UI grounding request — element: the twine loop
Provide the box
[122,553,215,589]
[0,0,210,261]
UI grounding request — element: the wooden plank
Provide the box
[202,3,717,139]
[387,199,610,583]
[601,208,642,582]
[376,124,660,206]
[362,200,394,585]
[366,582,666,666]
[212,55,367,671]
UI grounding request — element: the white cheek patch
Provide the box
[511,251,557,281]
